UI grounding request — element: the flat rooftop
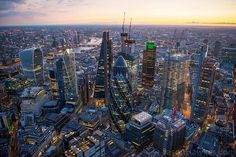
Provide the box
[132,111,152,125]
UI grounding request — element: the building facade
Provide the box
[19,48,44,85]
[94,31,112,107]
[153,109,186,155]
[192,57,217,125]
[142,42,156,88]
[125,112,155,148]
[109,56,133,133]
[161,50,191,110]
[56,49,78,103]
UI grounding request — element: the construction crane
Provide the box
[125,18,135,44]
[128,18,132,40]
[120,13,128,42]
[121,12,126,35]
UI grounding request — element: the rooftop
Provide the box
[132,111,152,125]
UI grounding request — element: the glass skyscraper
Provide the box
[109,55,132,133]
[94,31,112,107]
[192,57,217,125]
[56,49,78,103]
[19,48,44,85]
[142,42,156,88]
[162,51,191,110]
[190,43,208,118]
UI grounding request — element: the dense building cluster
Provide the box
[0,23,235,157]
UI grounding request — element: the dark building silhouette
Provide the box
[213,41,222,57]
[192,57,217,125]
[94,32,112,107]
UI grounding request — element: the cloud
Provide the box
[0,10,45,18]
[0,0,25,11]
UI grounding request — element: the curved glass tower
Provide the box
[19,48,44,85]
[109,55,132,133]
[56,49,78,103]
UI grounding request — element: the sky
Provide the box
[0,0,236,26]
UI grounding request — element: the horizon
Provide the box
[1,23,236,29]
[0,0,236,27]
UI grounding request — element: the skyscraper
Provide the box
[153,109,186,156]
[213,41,222,57]
[142,42,156,88]
[46,53,59,99]
[56,49,78,103]
[19,48,44,85]
[192,57,217,125]
[161,50,190,110]
[190,43,208,118]
[125,112,155,148]
[94,31,112,107]
[109,55,132,133]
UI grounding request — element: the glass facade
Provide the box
[94,32,112,106]
[19,48,44,85]
[109,56,132,133]
[56,49,78,102]
[142,42,156,88]
[192,57,217,124]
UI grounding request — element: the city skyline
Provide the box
[0,0,236,26]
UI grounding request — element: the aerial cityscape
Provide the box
[0,0,236,157]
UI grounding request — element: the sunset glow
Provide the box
[0,0,236,26]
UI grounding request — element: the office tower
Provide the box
[192,57,217,125]
[109,55,132,133]
[94,32,112,107]
[142,42,156,88]
[190,43,208,118]
[125,112,155,148]
[74,31,80,45]
[46,53,59,99]
[19,48,44,85]
[56,49,78,103]
[80,74,90,106]
[213,41,222,57]
[161,50,191,110]
[153,109,186,156]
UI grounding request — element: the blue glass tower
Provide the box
[19,48,44,85]
[56,49,78,103]
[109,55,132,133]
